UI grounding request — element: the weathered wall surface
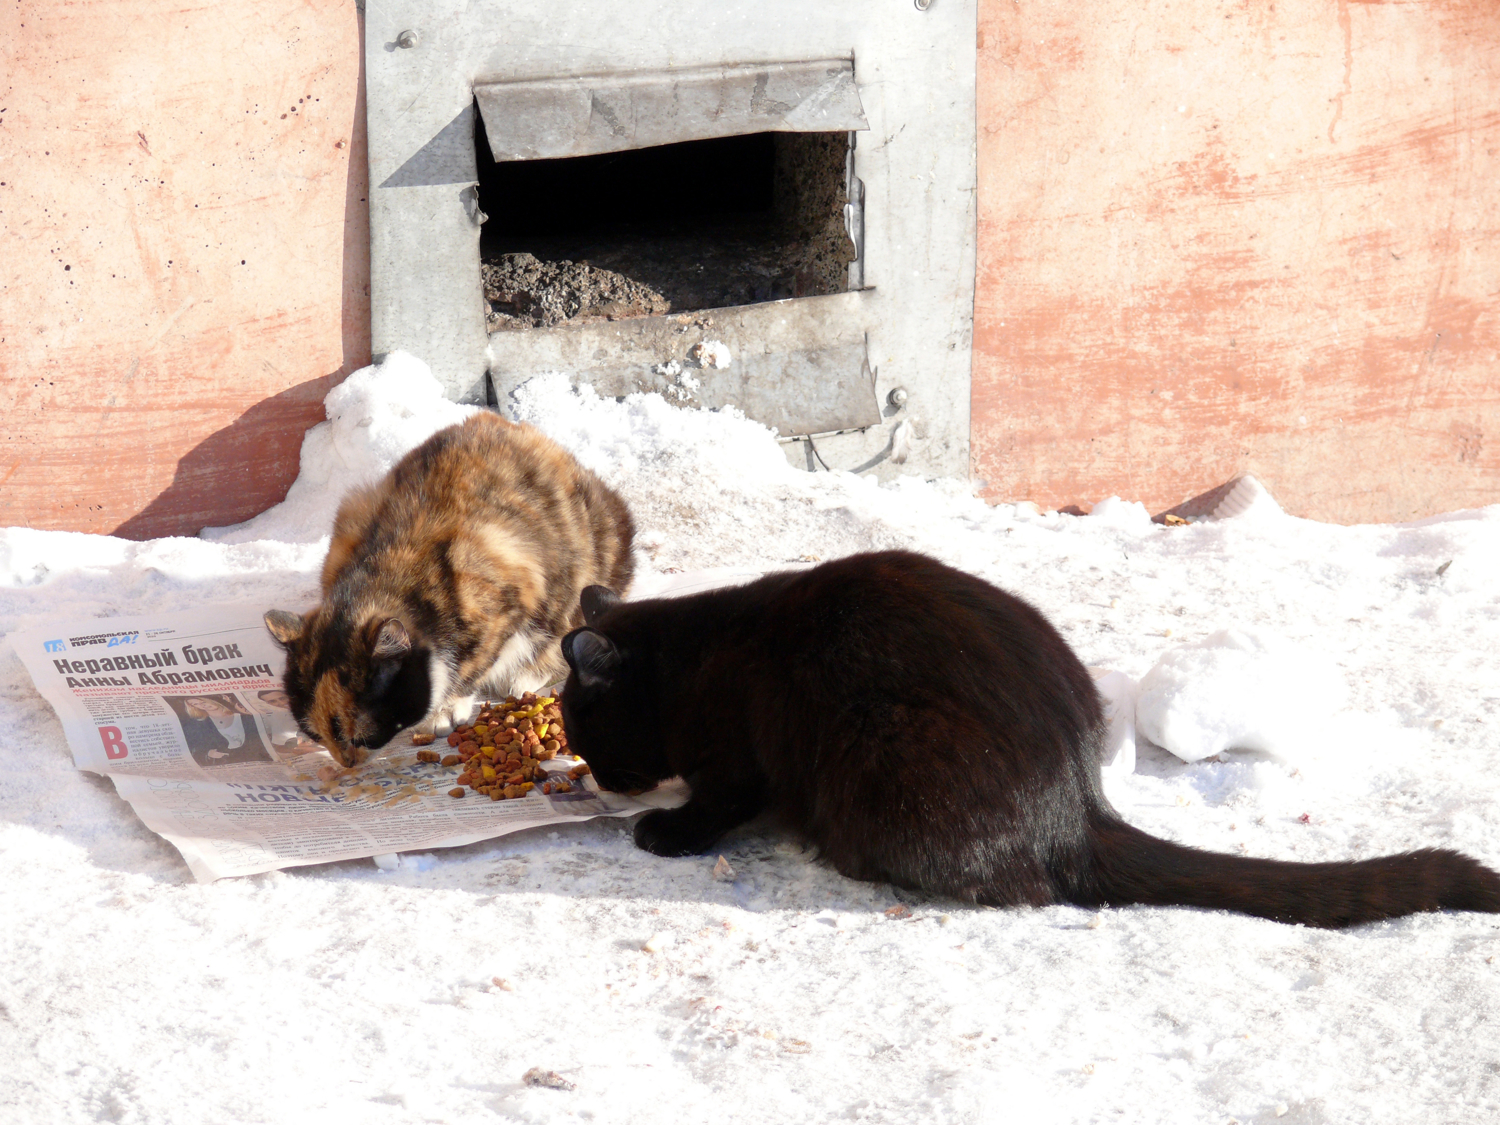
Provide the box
[7,1,1493,534]
[973,0,1499,522]
[0,1,369,538]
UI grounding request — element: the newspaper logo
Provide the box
[44,639,66,653]
[68,630,140,649]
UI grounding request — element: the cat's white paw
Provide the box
[412,697,474,740]
[430,695,476,735]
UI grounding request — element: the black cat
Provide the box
[559,550,1500,928]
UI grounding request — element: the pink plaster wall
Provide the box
[973,0,1500,522]
[5,2,1495,535]
[0,0,369,538]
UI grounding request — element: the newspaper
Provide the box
[13,603,681,882]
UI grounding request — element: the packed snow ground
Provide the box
[3,355,1498,1125]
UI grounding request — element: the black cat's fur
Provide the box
[560,550,1500,928]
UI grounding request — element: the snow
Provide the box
[202,351,480,546]
[1135,628,1350,763]
[688,339,732,370]
[1092,669,1139,776]
[3,354,1499,1124]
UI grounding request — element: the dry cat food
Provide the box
[421,692,584,801]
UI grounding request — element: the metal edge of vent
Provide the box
[474,58,868,162]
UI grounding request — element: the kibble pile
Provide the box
[415,693,591,801]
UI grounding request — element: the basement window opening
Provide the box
[476,127,857,333]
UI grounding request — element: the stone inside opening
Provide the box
[475,127,855,332]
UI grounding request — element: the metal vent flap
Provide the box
[474,59,868,162]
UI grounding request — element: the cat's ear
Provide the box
[371,618,412,660]
[580,585,623,626]
[562,627,621,690]
[264,609,304,648]
[366,619,412,699]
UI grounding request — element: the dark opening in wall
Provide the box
[476,126,854,332]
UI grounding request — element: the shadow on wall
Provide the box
[111,374,340,541]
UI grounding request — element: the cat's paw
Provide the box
[428,695,476,736]
[633,810,712,858]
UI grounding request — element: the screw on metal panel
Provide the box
[396,29,420,48]
[887,387,909,408]
[914,0,932,10]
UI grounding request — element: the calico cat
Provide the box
[264,411,634,767]
[560,550,1500,928]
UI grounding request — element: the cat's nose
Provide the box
[330,742,368,768]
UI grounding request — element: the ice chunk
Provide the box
[1134,628,1348,762]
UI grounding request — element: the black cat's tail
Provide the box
[1077,812,1500,929]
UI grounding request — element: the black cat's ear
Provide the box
[562,627,621,690]
[264,609,304,648]
[371,618,412,660]
[580,585,622,626]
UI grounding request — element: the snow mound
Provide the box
[1134,627,1349,762]
[1088,496,1152,529]
[203,351,478,544]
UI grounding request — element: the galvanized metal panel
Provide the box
[474,60,868,162]
[486,291,880,437]
[364,0,975,479]
[365,26,490,403]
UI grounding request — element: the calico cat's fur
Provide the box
[264,411,634,767]
[560,550,1500,928]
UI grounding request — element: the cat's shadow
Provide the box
[287,744,1294,913]
[306,809,952,918]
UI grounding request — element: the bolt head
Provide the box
[887,387,909,408]
[397,29,419,48]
